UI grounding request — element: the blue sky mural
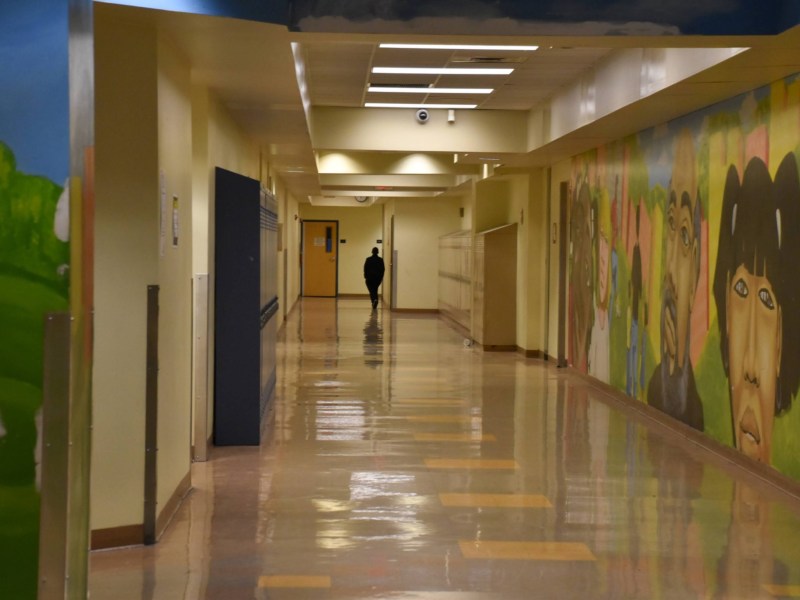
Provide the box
[94,0,289,25]
[0,3,69,184]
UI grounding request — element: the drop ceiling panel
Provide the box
[303,41,614,112]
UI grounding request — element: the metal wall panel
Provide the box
[193,274,209,462]
[38,313,71,600]
[144,285,159,544]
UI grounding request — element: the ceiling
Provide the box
[104,4,800,205]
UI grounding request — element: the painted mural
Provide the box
[568,72,800,478]
[0,4,71,597]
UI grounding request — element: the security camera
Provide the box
[415,108,430,124]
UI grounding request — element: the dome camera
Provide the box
[415,108,430,124]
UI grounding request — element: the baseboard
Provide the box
[90,470,192,550]
[156,470,193,540]
[481,344,517,352]
[516,347,549,359]
[91,524,143,550]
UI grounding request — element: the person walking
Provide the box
[363,247,385,309]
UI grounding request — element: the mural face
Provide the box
[570,181,594,372]
[593,187,612,311]
[713,154,800,463]
[588,188,612,383]
[569,73,800,479]
[728,265,781,460]
[647,130,704,430]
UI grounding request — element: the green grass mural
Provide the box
[0,141,69,598]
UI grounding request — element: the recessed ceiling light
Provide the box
[372,67,513,76]
[379,43,538,51]
[365,102,477,109]
[368,86,493,94]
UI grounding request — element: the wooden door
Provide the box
[302,220,338,297]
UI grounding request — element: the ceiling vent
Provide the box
[451,56,527,64]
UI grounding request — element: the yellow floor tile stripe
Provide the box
[459,540,596,561]
[394,398,466,405]
[415,433,497,442]
[406,415,480,423]
[258,575,331,589]
[425,458,519,469]
[440,493,551,508]
[763,584,800,597]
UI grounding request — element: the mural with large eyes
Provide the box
[570,180,594,373]
[567,74,800,480]
[713,154,800,464]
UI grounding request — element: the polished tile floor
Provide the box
[90,298,800,599]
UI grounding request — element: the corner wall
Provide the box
[154,32,194,526]
[394,197,461,310]
[93,12,196,537]
[93,7,271,545]
[92,10,158,533]
[276,184,301,323]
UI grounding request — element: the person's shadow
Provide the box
[363,311,383,368]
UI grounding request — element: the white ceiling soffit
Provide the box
[308,195,382,207]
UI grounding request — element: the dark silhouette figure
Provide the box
[363,247,385,309]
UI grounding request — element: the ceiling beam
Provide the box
[310,107,529,153]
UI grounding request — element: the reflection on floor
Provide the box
[90,298,800,599]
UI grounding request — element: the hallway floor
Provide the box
[90,298,800,599]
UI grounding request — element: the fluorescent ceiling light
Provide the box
[380,43,538,51]
[368,86,493,94]
[365,102,477,109]
[372,67,513,76]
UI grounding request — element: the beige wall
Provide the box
[382,200,395,307]
[474,179,511,233]
[459,184,474,232]
[274,176,304,325]
[277,187,302,323]
[155,33,194,516]
[92,12,158,530]
[520,171,549,354]
[394,197,462,309]
[298,204,384,295]
[547,160,571,359]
